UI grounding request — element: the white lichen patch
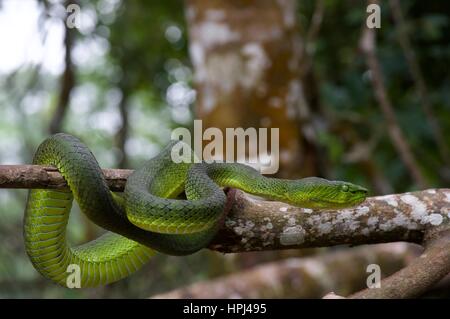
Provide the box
[425,213,443,226]
[317,222,332,235]
[376,195,398,207]
[367,216,379,227]
[279,207,288,212]
[391,212,411,228]
[193,21,239,49]
[427,189,436,194]
[241,43,270,90]
[400,194,427,222]
[445,192,450,203]
[387,198,398,207]
[334,209,358,229]
[381,209,423,231]
[303,208,313,214]
[232,219,255,238]
[356,206,370,216]
[280,226,306,246]
[189,42,205,73]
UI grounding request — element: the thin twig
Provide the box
[115,87,130,168]
[359,21,428,189]
[302,0,325,77]
[151,243,418,299]
[389,0,450,166]
[49,1,76,134]
[306,0,325,45]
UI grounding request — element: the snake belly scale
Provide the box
[24,133,368,287]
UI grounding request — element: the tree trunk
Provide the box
[185,0,311,178]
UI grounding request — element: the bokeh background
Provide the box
[0,0,449,298]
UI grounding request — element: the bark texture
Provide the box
[1,165,449,254]
[0,165,131,192]
[210,188,450,253]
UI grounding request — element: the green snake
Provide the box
[24,133,368,287]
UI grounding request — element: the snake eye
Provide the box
[341,185,349,192]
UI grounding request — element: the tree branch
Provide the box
[0,165,131,192]
[350,229,450,298]
[151,243,419,299]
[1,164,449,253]
[210,187,450,253]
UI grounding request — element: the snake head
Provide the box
[286,177,368,209]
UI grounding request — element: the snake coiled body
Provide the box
[24,133,367,287]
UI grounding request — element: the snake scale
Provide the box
[24,133,368,287]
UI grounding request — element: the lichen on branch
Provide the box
[1,165,449,254]
[210,188,450,253]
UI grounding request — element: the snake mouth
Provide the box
[309,193,367,208]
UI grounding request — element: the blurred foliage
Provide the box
[0,0,449,297]
[297,0,450,189]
